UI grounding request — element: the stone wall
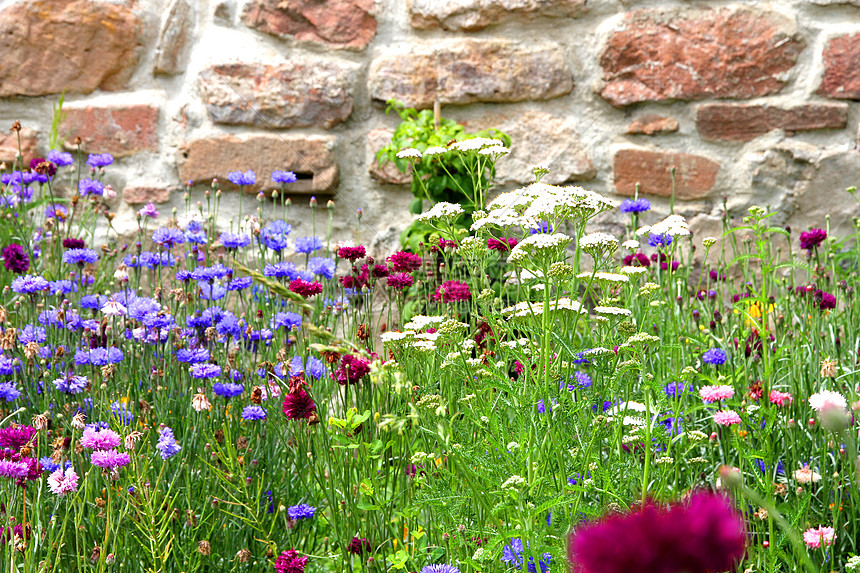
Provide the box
[2,0,860,253]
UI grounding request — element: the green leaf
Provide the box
[409,197,423,215]
[387,549,409,570]
[356,500,381,511]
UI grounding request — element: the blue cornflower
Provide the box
[18,325,47,345]
[619,198,651,213]
[227,170,256,186]
[754,459,785,476]
[216,313,241,339]
[287,503,316,519]
[665,381,693,398]
[529,221,553,235]
[260,220,292,252]
[111,401,134,425]
[421,565,460,573]
[0,381,21,402]
[241,405,267,420]
[152,227,186,249]
[307,257,335,279]
[53,374,88,394]
[175,271,192,282]
[702,348,728,366]
[501,538,551,573]
[227,277,253,291]
[75,347,124,366]
[191,264,231,282]
[127,297,160,321]
[219,232,250,250]
[213,382,244,398]
[294,236,323,254]
[62,248,99,265]
[647,233,672,248]
[271,170,297,184]
[86,153,114,168]
[0,356,19,376]
[573,371,591,390]
[176,348,210,363]
[264,261,298,280]
[47,149,73,167]
[272,312,302,330]
[45,204,68,220]
[198,282,226,301]
[290,355,324,379]
[191,363,222,379]
[11,274,49,294]
[156,426,182,460]
[140,251,176,268]
[78,178,104,196]
[49,280,78,295]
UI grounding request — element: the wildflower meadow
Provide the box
[2,118,860,573]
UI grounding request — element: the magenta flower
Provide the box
[569,491,745,573]
[433,280,471,303]
[80,427,121,451]
[91,449,132,469]
[713,410,742,426]
[282,388,317,420]
[2,243,30,274]
[274,549,308,573]
[803,526,836,549]
[335,355,371,386]
[799,228,827,251]
[386,272,414,291]
[289,278,323,298]
[337,245,366,262]
[47,467,79,497]
[387,250,422,272]
[0,460,30,479]
[699,385,734,403]
[0,425,37,449]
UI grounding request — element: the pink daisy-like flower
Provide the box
[80,427,121,451]
[809,390,847,412]
[769,390,793,407]
[91,449,132,469]
[699,385,735,403]
[47,467,79,497]
[803,526,836,549]
[713,410,742,426]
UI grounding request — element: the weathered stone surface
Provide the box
[123,187,172,205]
[697,103,849,142]
[0,0,142,97]
[818,33,860,100]
[61,105,159,157]
[613,148,720,199]
[493,111,594,185]
[789,149,860,237]
[178,135,338,195]
[242,0,376,50]
[599,8,803,106]
[154,0,195,75]
[198,62,355,129]
[626,115,679,135]
[409,0,587,32]
[369,39,573,109]
[0,129,38,165]
[367,129,411,185]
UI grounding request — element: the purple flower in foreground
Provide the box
[702,348,728,366]
[78,179,104,196]
[86,153,114,168]
[191,363,222,379]
[228,170,256,186]
[11,274,49,294]
[569,491,745,573]
[62,248,99,266]
[156,426,181,460]
[47,149,73,167]
[91,449,132,469]
[288,503,316,519]
[619,198,651,214]
[271,170,297,185]
[2,243,30,274]
[0,460,30,479]
[799,228,827,251]
[421,566,460,573]
[242,405,267,421]
[0,381,21,402]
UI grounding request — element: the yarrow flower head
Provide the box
[569,491,745,573]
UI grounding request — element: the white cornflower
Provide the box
[101,300,127,317]
[396,148,422,160]
[808,390,847,412]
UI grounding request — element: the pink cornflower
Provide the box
[387,250,422,272]
[433,280,471,303]
[569,491,745,573]
[699,385,735,403]
[80,427,121,451]
[809,390,847,412]
[47,467,79,497]
[803,526,836,549]
[713,410,742,426]
[137,202,159,219]
[0,460,30,479]
[90,449,132,469]
[289,278,323,298]
[769,390,793,407]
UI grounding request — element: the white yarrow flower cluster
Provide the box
[649,214,690,237]
[453,137,505,152]
[579,232,619,254]
[418,201,465,222]
[622,239,640,249]
[396,148,422,160]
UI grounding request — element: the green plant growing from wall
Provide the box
[377,100,511,251]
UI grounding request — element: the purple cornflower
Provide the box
[191,363,222,379]
[573,371,592,390]
[307,257,335,279]
[62,248,99,265]
[227,170,256,186]
[261,220,292,252]
[91,449,132,469]
[138,202,159,219]
[287,503,316,519]
[78,178,104,196]
[0,381,21,402]
[111,401,134,426]
[52,374,88,394]
[241,405,267,420]
[295,236,323,254]
[219,232,250,250]
[665,381,692,399]
[648,233,672,248]
[213,382,244,398]
[2,244,30,274]
[156,426,181,460]
[702,348,728,366]
[264,261,299,280]
[11,274,49,294]
[80,427,121,451]
[619,198,651,214]
[271,170,297,184]
[17,325,46,345]
[152,227,186,249]
[45,204,68,220]
[227,277,253,291]
[0,460,30,479]
[421,566,460,573]
[274,550,308,573]
[86,153,114,168]
[799,228,827,251]
[501,538,551,573]
[47,149,73,167]
[272,311,302,330]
